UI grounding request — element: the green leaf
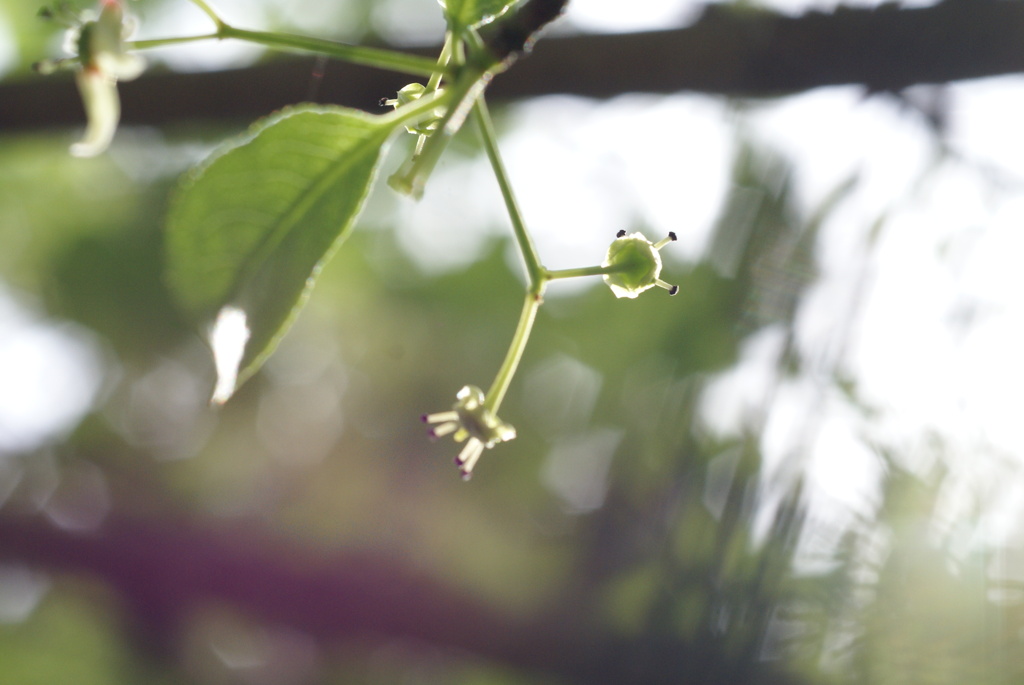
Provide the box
[439,0,518,33]
[165,104,398,402]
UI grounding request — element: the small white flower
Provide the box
[421,385,516,480]
[39,1,145,157]
[602,230,679,299]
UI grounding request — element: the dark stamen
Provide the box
[616,229,626,238]
[668,231,677,241]
[669,285,679,296]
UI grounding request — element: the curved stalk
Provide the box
[472,98,544,294]
[485,293,542,413]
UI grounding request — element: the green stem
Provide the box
[128,33,221,51]
[186,0,224,27]
[130,24,443,79]
[221,26,442,77]
[545,264,628,280]
[426,33,455,92]
[473,96,550,413]
[485,293,542,413]
[473,98,545,294]
[410,33,456,159]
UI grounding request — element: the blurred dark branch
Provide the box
[3,0,1024,130]
[0,510,592,680]
[480,0,569,65]
[0,509,804,683]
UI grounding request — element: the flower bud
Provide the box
[381,82,446,136]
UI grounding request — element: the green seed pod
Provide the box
[602,231,679,299]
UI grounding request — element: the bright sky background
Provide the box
[0,286,105,455]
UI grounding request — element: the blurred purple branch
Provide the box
[0,508,809,683]
[0,510,599,679]
[3,0,1024,130]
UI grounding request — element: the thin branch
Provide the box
[4,0,1024,131]
[477,0,569,67]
